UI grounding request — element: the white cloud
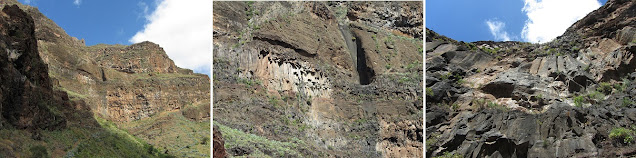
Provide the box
[24,0,31,4]
[522,0,601,43]
[130,0,212,74]
[73,0,81,6]
[486,20,512,41]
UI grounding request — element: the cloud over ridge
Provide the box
[521,0,601,43]
[130,0,212,74]
[486,19,512,41]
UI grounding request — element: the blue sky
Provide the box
[19,0,212,76]
[427,0,607,43]
[20,0,156,45]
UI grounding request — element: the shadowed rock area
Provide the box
[426,0,636,157]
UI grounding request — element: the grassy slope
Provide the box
[213,121,307,158]
[0,115,172,157]
[120,102,211,157]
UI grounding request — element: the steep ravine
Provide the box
[0,1,210,157]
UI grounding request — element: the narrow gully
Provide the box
[338,23,374,85]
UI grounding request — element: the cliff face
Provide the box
[0,1,210,157]
[213,1,422,157]
[0,4,70,130]
[426,0,636,157]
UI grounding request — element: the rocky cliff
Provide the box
[213,1,422,157]
[0,0,209,157]
[426,0,636,157]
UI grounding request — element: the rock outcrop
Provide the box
[213,125,228,158]
[0,4,67,130]
[426,0,636,157]
[214,1,422,157]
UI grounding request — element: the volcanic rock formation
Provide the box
[426,0,636,157]
[213,1,423,157]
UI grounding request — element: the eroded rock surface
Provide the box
[214,1,422,157]
[426,0,636,157]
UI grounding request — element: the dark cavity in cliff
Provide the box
[339,23,375,85]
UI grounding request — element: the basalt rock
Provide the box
[427,0,636,157]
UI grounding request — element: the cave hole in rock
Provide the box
[354,33,375,85]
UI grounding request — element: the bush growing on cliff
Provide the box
[426,87,434,97]
[609,127,635,145]
[587,91,605,102]
[596,82,613,94]
[574,95,585,107]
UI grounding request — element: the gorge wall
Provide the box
[0,0,210,157]
[213,1,423,157]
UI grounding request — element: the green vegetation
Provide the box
[119,106,209,157]
[0,115,179,157]
[546,48,556,55]
[487,101,508,111]
[426,87,434,97]
[451,103,460,111]
[426,133,440,151]
[574,95,585,107]
[609,127,635,144]
[383,36,394,47]
[55,86,87,100]
[472,98,486,109]
[237,77,263,88]
[584,64,591,72]
[623,97,634,107]
[385,63,391,69]
[616,78,631,92]
[440,72,451,80]
[371,34,379,52]
[596,82,613,94]
[587,90,605,102]
[398,76,410,84]
[465,42,478,51]
[29,145,49,158]
[482,47,500,55]
[456,79,465,85]
[405,61,420,70]
[269,96,281,108]
[334,5,347,22]
[134,72,200,80]
[245,1,256,20]
[214,121,305,157]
